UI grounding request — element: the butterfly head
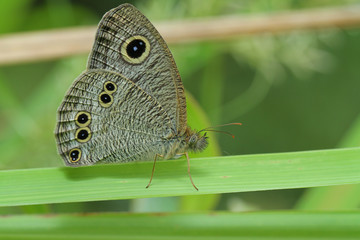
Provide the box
[186,130,209,153]
[186,123,242,153]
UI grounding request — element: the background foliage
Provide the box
[0,0,360,232]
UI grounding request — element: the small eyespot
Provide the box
[75,111,91,127]
[120,35,150,64]
[99,92,113,108]
[104,81,117,94]
[69,148,81,163]
[75,127,92,143]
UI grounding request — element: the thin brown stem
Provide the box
[1,5,360,65]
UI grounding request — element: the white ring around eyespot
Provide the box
[103,81,117,94]
[75,127,92,143]
[99,92,114,108]
[120,35,150,64]
[69,148,81,163]
[75,111,91,127]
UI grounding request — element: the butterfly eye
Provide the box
[104,81,117,94]
[69,148,81,163]
[99,92,114,108]
[75,111,91,127]
[121,35,150,64]
[75,127,92,143]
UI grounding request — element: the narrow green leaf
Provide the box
[1,147,360,206]
[0,212,359,240]
[186,92,221,158]
[297,184,360,210]
[296,114,360,210]
[181,93,221,212]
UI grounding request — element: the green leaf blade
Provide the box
[1,147,360,206]
[1,212,360,240]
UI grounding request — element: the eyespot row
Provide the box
[68,80,118,163]
[68,111,92,163]
[99,81,117,108]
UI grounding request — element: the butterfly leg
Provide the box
[146,154,163,189]
[185,152,199,191]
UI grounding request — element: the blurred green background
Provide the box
[1,0,360,213]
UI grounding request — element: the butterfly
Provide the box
[54,3,211,190]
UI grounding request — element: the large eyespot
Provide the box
[75,127,92,143]
[75,111,91,127]
[99,92,113,108]
[104,81,117,94]
[69,148,81,163]
[120,35,150,64]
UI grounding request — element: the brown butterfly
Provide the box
[55,3,240,190]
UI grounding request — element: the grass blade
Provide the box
[1,147,360,206]
[0,211,359,240]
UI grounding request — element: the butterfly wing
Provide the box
[55,70,175,166]
[87,3,187,135]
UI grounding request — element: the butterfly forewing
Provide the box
[87,4,187,134]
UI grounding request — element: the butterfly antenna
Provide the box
[204,129,235,138]
[199,123,242,132]
[198,122,242,139]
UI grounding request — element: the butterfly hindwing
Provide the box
[55,70,175,166]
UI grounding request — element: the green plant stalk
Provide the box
[182,92,222,212]
[1,147,360,207]
[296,114,360,210]
[0,211,359,240]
